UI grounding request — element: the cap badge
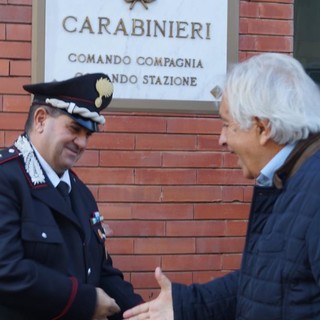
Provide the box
[95,77,113,108]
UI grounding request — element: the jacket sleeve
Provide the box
[99,253,144,320]
[172,270,239,320]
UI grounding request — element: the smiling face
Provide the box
[30,107,92,176]
[218,96,280,180]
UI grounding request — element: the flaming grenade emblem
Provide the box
[95,77,113,108]
[125,0,156,10]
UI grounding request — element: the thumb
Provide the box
[155,267,171,290]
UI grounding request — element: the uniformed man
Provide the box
[0,74,143,319]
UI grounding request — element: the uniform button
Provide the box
[41,232,47,239]
[88,268,91,275]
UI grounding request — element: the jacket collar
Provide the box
[14,134,83,229]
[273,133,320,189]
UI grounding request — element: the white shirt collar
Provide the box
[256,143,296,187]
[32,145,71,192]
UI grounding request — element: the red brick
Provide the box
[0,76,30,94]
[73,150,99,167]
[104,114,166,133]
[239,35,293,52]
[100,150,162,167]
[135,168,196,185]
[225,221,248,237]
[259,3,293,19]
[163,151,223,168]
[244,186,254,201]
[108,220,165,237]
[75,167,134,184]
[244,18,293,36]
[0,130,4,147]
[3,93,29,111]
[247,0,293,3]
[7,23,31,41]
[194,203,250,220]
[4,130,21,145]
[134,238,196,254]
[0,41,31,59]
[112,255,161,272]
[99,203,133,220]
[241,2,293,20]
[0,59,9,75]
[131,271,193,288]
[223,152,241,168]
[8,0,32,5]
[0,5,31,23]
[136,134,197,150]
[132,204,194,220]
[196,237,245,254]
[98,185,162,202]
[197,169,251,185]
[167,117,221,134]
[197,134,222,151]
[222,186,245,202]
[106,238,134,254]
[162,254,222,271]
[166,221,226,237]
[162,186,222,202]
[0,112,25,129]
[10,60,31,76]
[0,23,5,40]
[88,133,135,150]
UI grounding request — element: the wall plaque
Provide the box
[32,0,239,113]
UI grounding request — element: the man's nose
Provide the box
[218,128,227,146]
[74,134,88,149]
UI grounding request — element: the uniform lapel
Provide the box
[69,176,92,243]
[31,183,82,228]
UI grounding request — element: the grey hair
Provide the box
[224,53,320,144]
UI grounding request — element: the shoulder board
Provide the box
[0,147,19,165]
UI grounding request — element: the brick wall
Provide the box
[0,0,294,300]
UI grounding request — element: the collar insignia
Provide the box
[14,135,46,185]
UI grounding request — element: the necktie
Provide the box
[57,181,72,211]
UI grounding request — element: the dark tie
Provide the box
[57,181,72,211]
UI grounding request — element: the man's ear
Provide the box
[34,107,48,133]
[254,117,271,145]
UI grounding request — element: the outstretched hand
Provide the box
[123,267,174,320]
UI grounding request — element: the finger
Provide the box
[155,267,171,290]
[123,302,149,318]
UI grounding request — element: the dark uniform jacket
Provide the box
[172,134,320,320]
[0,134,142,319]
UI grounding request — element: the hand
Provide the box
[123,267,173,320]
[92,287,121,320]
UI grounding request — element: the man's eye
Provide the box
[70,125,80,133]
